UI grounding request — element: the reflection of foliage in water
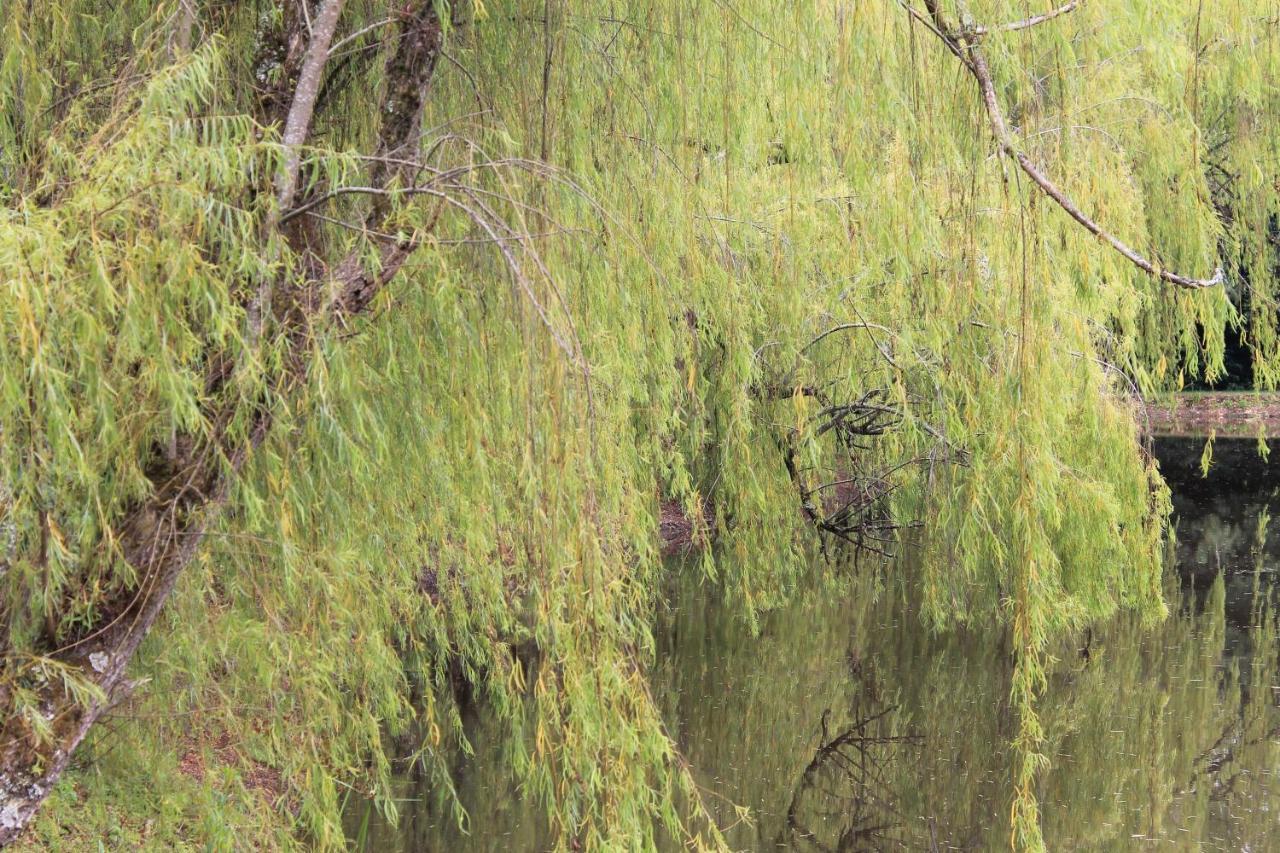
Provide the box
[354,559,1278,851]
[651,558,1278,850]
[1161,437,1280,575]
[345,685,548,851]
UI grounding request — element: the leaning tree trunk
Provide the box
[0,3,443,842]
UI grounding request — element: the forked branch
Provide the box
[905,1,1223,290]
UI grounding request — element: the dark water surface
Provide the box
[350,437,1280,850]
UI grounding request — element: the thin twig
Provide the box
[971,1,1083,37]
[803,322,896,353]
[327,16,394,56]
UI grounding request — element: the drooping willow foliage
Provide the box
[1,1,1278,849]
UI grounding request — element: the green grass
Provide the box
[1149,390,1280,404]
[14,719,293,852]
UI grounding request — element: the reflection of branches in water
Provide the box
[1185,713,1280,803]
[1180,584,1280,811]
[781,702,922,851]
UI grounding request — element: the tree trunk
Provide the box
[0,3,443,843]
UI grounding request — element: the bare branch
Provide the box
[327,16,394,57]
[280,183,443,223]
[802,322,896,353]
[972,1,1083,37]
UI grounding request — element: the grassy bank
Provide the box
[1145,392,1280,438]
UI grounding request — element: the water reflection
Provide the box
[658,563,1277,850]
[351,438,1280,850]
[1160,436,1280,633]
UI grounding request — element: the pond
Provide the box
[349,437,1280,850]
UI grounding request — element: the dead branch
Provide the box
[802,322,896,353]
[327,16,395,57]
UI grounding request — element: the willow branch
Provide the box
[327,16,394,57]
[0,4,445,842]
[329,1,443,317]
[971,1,1083,37]
[967,49,1220,289]
[902,1,972,68]
[909,3,1223,290]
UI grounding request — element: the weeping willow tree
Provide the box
[2,0,1278,849]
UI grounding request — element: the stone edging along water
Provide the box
[1144,392,1280,438]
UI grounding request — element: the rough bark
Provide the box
[168,0,198,57]
[0,3,443,843]
[250,0,348,341]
